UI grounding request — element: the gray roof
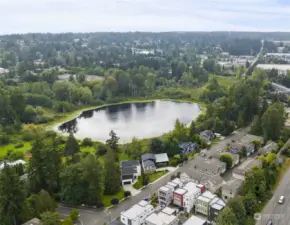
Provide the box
[141,153,155,161]
[122,167,137,175]
[222,178,243,193]
[154,153,169,163]
[185,170,212,184]
[22,218,40,225]
[208,175,224,186]
[143,160,156,168]
[121,160,140,168]
[191,156,225,175]
[233,159,262,175]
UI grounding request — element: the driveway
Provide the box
[57,127,250,225]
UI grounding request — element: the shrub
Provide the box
[124,191,131,198]
[15,143,24,149]
[96,202,104,208]
[171,175,176,180]
[82,138,94,147]
[69,209,79,222]
[111,198,119,205]
[0,135,10,146]
[7,151,24,161]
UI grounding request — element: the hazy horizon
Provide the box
[1,0,290,34]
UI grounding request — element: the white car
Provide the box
[278,196,284,204]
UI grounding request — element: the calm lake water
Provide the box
[58,100,201,143]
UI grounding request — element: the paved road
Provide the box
[57,127,250,225]
[256,167,290,225]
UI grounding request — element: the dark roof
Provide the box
[122,167,136,175]
[142,160,156,168]
[121,160,140,168]
[141,153,155,161]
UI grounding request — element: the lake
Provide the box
[57,100,201,143]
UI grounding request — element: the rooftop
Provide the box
[183,182,200,194]
[159,186,170,192]
[171,178,183,185]
[22,218,40,225]
[192,156,225,175]
[154,153,169,163]
[257,64,290,71]
[145,212,178,225]
[121,201,152,219]
[202,190,216,200]
[223,178,243,192]
[208,175,224,186]
[162,207,175,215]
[174,188,187,195]
[183,215,207,225]
[120,160,140,168]
[141,153,155,161]
[166,182,179,188]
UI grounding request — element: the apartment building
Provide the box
[158,185,174,207]
[183,182,204,213]
[144,208,179,225]
[120,200,154,225]
[195,191,216,216]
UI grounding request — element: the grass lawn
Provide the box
[102,188,125,207]
[0,141,32,159]
[209,74,239,89]
[133,170,168,189]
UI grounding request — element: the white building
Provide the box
[183,215,207,225]
[120,200,154,225]
[183,182,203,213]
[144,212,179,225]
[171,178,183,188]
[158,186,174,207]
[257,64,290,76]
[195,191,216,216]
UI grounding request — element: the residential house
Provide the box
[158,186,174,207]
[22,218,40,225]
[144,212,179,225]
[141,153,156,172]
[182,182,204,213]
[0,159,26,171]
[179,142,199,154]
[196,191,225,219]
[195,191,217,216]
[120,160,141,185]
[233,158,262,181]
[192,156,227,176]
[258,141,278,156]
[212,151,240,167]
[183,215,207,225]
[229,141,255,156]
[200,130,216,143]
[206,175,225,194]
[120,200,154,225]
[209,197,226,222]
[154,153,169,167]
[222,178,243,202]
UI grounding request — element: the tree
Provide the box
[188,121,196,137]
[40,212,61,225]
[0,165,26,225]
[62,218,74,225]
[69,209,79,222]
[261,102,285,140]
[127,137,143,159]
[216,207,238,225]
[227,197,246,225]
[243,193,258,216]
[220,154,233,169]
[76,72,86,83]
[172,119,188,141]
[106,130,119,152]
[96,143,108,156]
[104,150,121,195]
[64,134,80,161]
[150,138,164,154]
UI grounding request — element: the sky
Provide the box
[0,0,290,34]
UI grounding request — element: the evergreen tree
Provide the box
[64,133,80,161]
[106,130,120,152]
[0,165,26,225]
[104,150,121,195]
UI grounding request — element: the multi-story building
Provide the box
[120,160,141,185]
[183,215,207,225]
[195,191,216,216]
[171,178,183,188]
[209,197,226,222]
[173,188,187,207]
[120,200,154,225]
[158,186,174,207]
[144,212,179,225]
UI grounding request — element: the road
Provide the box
[244,39,264,76]
[256,167,290,225]
[57,127,250,225]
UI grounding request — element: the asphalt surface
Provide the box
[256,167,290,225]
[57,127,250,225]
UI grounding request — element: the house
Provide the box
[120,160,141,185]
[141,153,156,172]
[196,191,225,219]
[212,151,240,167]
[192,156,227,175]
[258,141,278,156]
[154,153,169,166]
[195,191,217,216]
[182,182,204,213]
[22,218,40,225]
[222,178,243,202]
[233,158,262,181]
[158,186,174,207]
[183,215,207,225]
[179,142,199,154]
[229,141,255,156]
[206,175,225,194]
[209,197,226,222]
[120,200,154,225]
[200,130,216,143]
[0,160,26,171]
[144,212,179,225]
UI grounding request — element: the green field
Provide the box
[209,74,239,89]
[103,188,125,207]
[0,141,32,159]
[133,170,168,189]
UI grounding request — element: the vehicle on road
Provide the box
[278,196,284,204]
[266,219,273,225]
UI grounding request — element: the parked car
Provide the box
[278,196,285,204]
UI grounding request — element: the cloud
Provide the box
[0,0,289,33]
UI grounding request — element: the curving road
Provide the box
[256,167,290,225]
